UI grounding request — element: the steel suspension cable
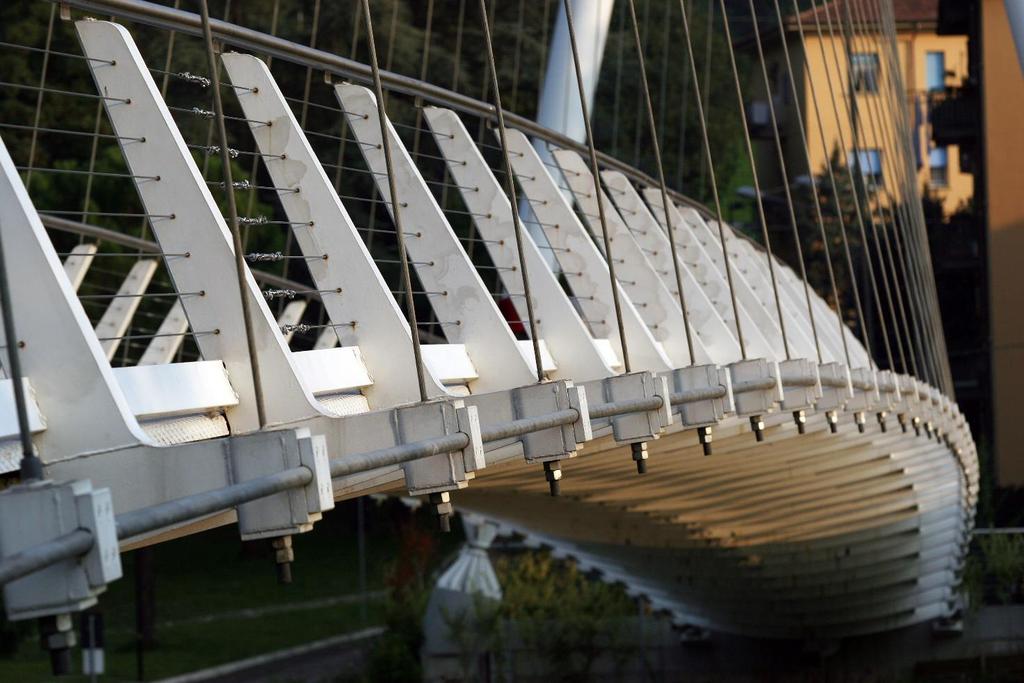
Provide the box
[717,0,791,360]
[656,0,673,150]
[277,0,322,289]
[23,4,56,192]
[330,0,363,195]
[409,0,435,163]
[815,0,896,374]
[298,0,322,128]
[510,0,526,112]
[199,0,266,427]
[771,0,851,369]
[876,0,954,389]
[452,0,467,93]
[861,0,928,381]
[837,0,909,375]
[627,0,696,364]
[242,0,280,250]
[697,0,715,199]
[611,0,627,159]
[200,0,234,179]
[875,0,952,391]
[360,0,428,402]
[537,0,553,110]
[797,1,874,370]
[746,0,822,364]
[790,1,864,362]
[873,0,950,389]
[677,0,746,359]
[674,0,694,189]
[478,0,545,382]
[384,0,400,90]
[831,0,937,385]
[632,0,652,169]
[560,0,632,372]
[0,220,41,482]
[843,0,920,376]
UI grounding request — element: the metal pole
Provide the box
[478,0,546,382]
[626,0,697,365]
[0,218,40,481]
[198,0,267,428]
[561,0,632,372]
[359,0,429,402]
[357,496,367,624]
[0,399,679,586]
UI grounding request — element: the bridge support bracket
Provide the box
[668,364,730,455]
[729,359,782,441]
[585,372,671,473]
[0,479,121,658]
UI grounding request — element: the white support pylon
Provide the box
[220,53,451,408]
[77,20,329,432]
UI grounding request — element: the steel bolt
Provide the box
[543,461,562,497]
[39,613,75,676]
[697,426,713,456]
[826,410,839,434]
[428,491,453,532]
[271,535,294,584]
[631,441,648,474]
[897,413,909,433]
[749,415,765,442]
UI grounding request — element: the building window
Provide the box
[849,149,884,187]
[930,147,949,187]
[850,53,880,93]
[926,51,946,92]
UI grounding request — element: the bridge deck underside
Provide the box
[450,412,965,639]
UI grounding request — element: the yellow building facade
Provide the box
[759,2,971,219]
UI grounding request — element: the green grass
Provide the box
[0,600,382,682]
[0,499,456,682]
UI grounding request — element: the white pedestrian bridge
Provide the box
[0,0,975,665]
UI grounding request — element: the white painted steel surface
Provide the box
[0,15,978,643]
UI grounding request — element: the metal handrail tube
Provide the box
[732,377,780,394]
[0,528,94,586]
[0,467,313,585]
[57,0,714,221]
[820,375,851,389]
[670,385,728,406]
[329,432,470,479]
[479,409,580,442]
[851,377,876,392]
[0,398,685,586]
[780,375,819,388]
[588,396,664,419]
[116,466,314,539]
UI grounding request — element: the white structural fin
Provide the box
[77,20,328,432]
